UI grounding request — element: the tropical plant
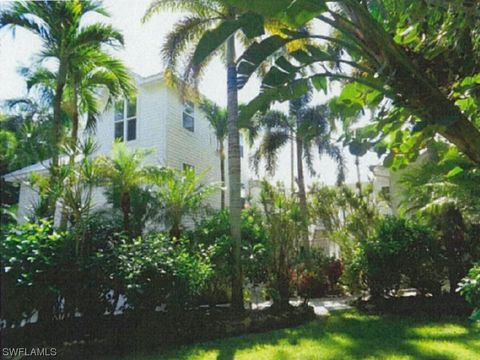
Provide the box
[200,99,228,209]
[400,143,480,293]
[59,139,103,252]
[98,141,152,236]
[252,90,345,249]
[25,138,104,249]
[400,143,480,223]
[260,181,304,310]
[0,220,69,326]
[309,183,381,292]
[0,0,127,171]
[143,0,267,311]
[114,233,212,314]
[0,99,55,172]
[219,0,480,167]
[24,50,133,163]
[360,216,444,299]
[190,208,269,304]
[146,166,220,239]
[458,264,480,321]
[0,0,129,222]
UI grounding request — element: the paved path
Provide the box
[251,297,353,316]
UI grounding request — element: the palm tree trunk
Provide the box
[71,79,80,161]
[52,61,67,170]
[60,79,80,229]
[226,34,244,312]
[290,130,295,193]
[220,143,226,210]
[46,61,67,218]
[355,155,362,196]
[120,191,131,236]
[295,129,309,252]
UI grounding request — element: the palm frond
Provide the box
[143,0,223,23]
[252,129,290,175]
[161,15,219,70]
[71,23,124,50]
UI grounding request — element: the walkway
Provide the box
[251,297,353,316]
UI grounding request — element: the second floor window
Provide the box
[182,101,194,132]
[114,97,137,141]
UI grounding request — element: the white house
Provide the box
[4,72,251,222]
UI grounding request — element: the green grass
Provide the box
[110,311,480,360]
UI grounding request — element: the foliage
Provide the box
[0,0,131,176]
[0,220,68,325]
[0,100,55,172]
[260,182,304,309]
[147,167,220,239]
[400,143,480,223]
[189,208,268,303]
[252,94,344,183]
[219,0,480,165]
[359,216,444,298]
[0,217,213,325]
[292,249,331,303]
[113,233,212,313]
[399,144,480,293]
[458,264,480,321]
[200,100,228,209]
[309,183,381,292]
[98,141,153,235]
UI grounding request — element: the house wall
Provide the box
[94,79,168,165]
[164,86,222,209]
[11,74,224,224]
[16,183,37,223]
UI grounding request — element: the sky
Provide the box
[0,0,381,186]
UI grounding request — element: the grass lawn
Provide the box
[108,310,480,360]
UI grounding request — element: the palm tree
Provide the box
[200,100,228,209]
[147,167,220,239]
[253,95,345,250]
[98,142,152,236]
[143,0,247,310]
[0,0,126,196]
[67,48,133,153]
[25,49,133,163]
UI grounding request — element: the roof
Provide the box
[3,161,50,183]
[3,155,81,183]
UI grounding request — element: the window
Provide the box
[182,101,194,132]
[114,97,137,141]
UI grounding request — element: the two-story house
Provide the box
[4,72,250,222]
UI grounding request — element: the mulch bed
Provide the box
[353,294,473,318]
[2,305,317,359]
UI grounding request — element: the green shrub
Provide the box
[458,264,480,321]
[190,208,269,304]
[292,249,344,302]
[0,220,69,325]
[360,216,443,298]
[260,182,303,309]
[114,233,212,313]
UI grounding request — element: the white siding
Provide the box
[8,73,225,221]
[17,182,38,223]
[164,87,222,209]
[93,80,168,165]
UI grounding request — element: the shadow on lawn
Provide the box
[155,310,480,360]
